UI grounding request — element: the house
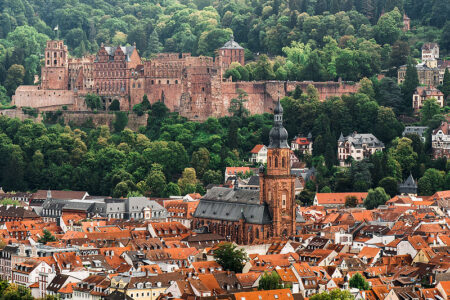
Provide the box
[402,126,428,143]
[357,247,381,266]
[422,43,440,61]
[313,193,367,208]
[291,134,313,155]
[397,236,428,258]
[72,275,110,300]
[338,132,385,166]
[432,122,450,159]
[250,145,268,164]
[47,274,81,299]
[412,86,444,112]
[12,259,54,288]
[436,281,450,299]
[232,289,294,300]
[224,167,254,182]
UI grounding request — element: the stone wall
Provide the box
[12,86,75,110]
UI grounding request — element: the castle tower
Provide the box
[260,100,296,238]
[41,40,69,90]
[218,35,245,68]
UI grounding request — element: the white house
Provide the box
[249,145,267,164]
[432,122,450,159]
[338,132,385,166]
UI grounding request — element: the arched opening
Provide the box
[275,157,278,168]
[282,157,286,168]
[282,229,287,237]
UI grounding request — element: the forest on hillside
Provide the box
[0,0,449,100]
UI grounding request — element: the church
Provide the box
[192,100,296,244]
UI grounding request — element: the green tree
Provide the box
[202,169,223,185]
[258,271,285,290]
[439,68,450,103]
[401,58,419,111]
[345,195,358,207]
[349,273,370,290]
[418,168,444,196]
[389,137,418,178]
[373,8,402,45]
[421,98,441,125]
[4,64,25,97]
[145,29,163,57]
[228,89,249,118]
[113,112,128,132]
[213,242,247,273]
[191,147,210,177]
[163,182,181,197]
[38,229,56,244]
[364,187,390,209]
[253,55,275,80]
[85,94,102,110]
[109,99,120,111]
[178,168,198,195]
[146,163,166,197]
[378,176,399,197]
[309,289,354,300]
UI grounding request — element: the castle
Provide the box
[13,38,359,121]
[192,100,297,244]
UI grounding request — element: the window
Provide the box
[275,157,278,168]
[282,157,286,168]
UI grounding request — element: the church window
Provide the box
[275,157,278,168]
[282,157,286,168]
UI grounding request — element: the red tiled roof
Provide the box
[250,144,265,154]
[316,193,367,205]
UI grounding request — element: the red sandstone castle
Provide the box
[13,38,359,121]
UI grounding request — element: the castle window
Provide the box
[282,157,286,168]
[282,194,286,208]
[158,80,161,84]
[202,87,205,92]
[138,83,141,88]
[54,52,57,58]
[54,60,57,65]
[175,80,178,84]
[133,83,135,88]
[167,80,170,84]
[275,157,278,168]
[151,80,154,84]
[47,60,50,65]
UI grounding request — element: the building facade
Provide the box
[290,134,313,155]
[413,86,444,111]
[249,145,268,164]
[192,100,297,244]
[337,132,385,166]
[432,122,450,159]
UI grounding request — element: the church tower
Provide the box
[260,100,296,238]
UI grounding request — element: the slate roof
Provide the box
[220,36,244,50]
[103,46,136,62]
[338,132,384,148]
[399,174,418,194]
[402,126,428,137]
[194,187,271,224]
[0,206,39,219]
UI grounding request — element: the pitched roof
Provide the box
[250,145,266,154]
[315,193,367,205]
[32,190,88,200]
[232,289,294,300]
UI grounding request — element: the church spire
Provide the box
[268,99,289,149]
